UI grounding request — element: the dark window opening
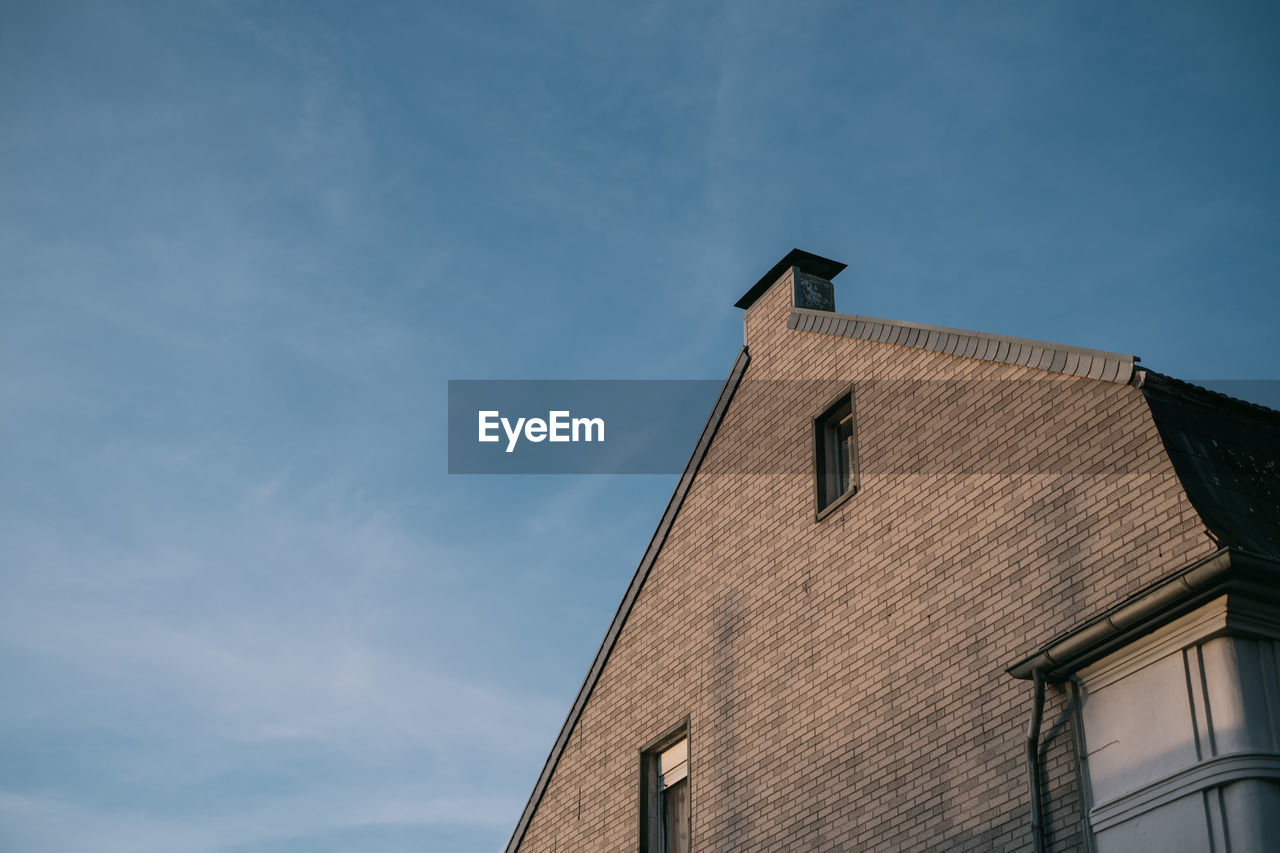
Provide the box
[815,389,858,516]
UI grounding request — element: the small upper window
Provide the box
[814,388,857,516]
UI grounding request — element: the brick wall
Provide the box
[514,270,1217,851]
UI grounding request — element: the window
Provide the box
[814,387,857,516]
[641,729,689,853]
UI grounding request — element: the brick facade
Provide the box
[511,267,1218,851]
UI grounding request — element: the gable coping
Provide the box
[504,346,752,853]
[789,306,1135,383]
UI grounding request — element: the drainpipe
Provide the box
[1025,669,1046,853]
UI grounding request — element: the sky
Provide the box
[2,1,1279,851]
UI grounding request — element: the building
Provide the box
[505,250,1280,852]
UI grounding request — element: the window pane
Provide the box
[663,777,689,853]
[836,417,852,496]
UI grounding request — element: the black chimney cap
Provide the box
[734,249,846,310]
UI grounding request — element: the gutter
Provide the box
[1007,547,1280,681]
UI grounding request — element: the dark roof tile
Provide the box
[1141,372,1280,560]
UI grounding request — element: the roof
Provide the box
[734,249,846,310]
[790,306,1136,382]
[1139,371,1280,559]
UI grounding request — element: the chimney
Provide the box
[734,248,846,313]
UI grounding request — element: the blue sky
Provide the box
[2,1,1278,851]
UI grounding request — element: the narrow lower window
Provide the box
[641,729,690,853]
[659,739,689,853]
[814,387,857,516]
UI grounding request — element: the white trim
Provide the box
[1080,595,1280,691]
[1090,752,1280,831]
[1078,597,1229,691]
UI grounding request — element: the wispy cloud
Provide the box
[0,787,519,853]
[3,1,1278,851]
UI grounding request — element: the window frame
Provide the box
[813,385,859,520]
[638,719,691,853]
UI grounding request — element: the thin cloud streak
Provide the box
[2,2,1278,851]
[0,787,519,853]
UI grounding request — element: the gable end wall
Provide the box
[515,272,1216,852]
